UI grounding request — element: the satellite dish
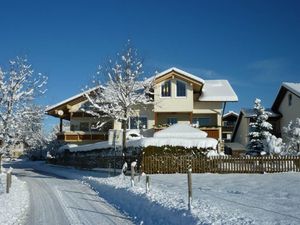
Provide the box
[57,110,64,116]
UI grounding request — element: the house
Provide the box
[231,108,281,147]
[232,82,300,147]
[271,82,300,138]
[46,67,238,144]
[222,111,238,142]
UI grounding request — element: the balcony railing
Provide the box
[57,131,108,142]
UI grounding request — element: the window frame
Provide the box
[167,117,178,125]
[175,80,187,97]
[192,117,211,127]
[161,80,172,97]
[288,93,292,106]
[128,116,148,129]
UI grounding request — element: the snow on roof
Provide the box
[130,137,218,149]
[223,111,239,118]
[154,124,208,139]
[45,86,100,112]
[198,80,238,102]
[282,82,300,97]
[241,108,281,118]
[151,67,205,84]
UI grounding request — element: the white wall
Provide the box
[279,91,300,133]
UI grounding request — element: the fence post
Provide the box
[6,171,12,194]
[108,162,111,177]
[131,162,136,187]
[0,154,2,173]
[146,175,150,193]
[187,168,192,211]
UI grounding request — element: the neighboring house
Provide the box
[46,67,238,144]
[231,108,281,147]
[46,86,112,144]
[271,82,300,137]
[232,82,300,147]
[222,111,238,142]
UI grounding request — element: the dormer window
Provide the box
[176,80,186,97]
[161,80,171,97]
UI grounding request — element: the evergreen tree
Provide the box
[247,99,272,155]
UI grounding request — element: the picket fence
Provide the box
[141,155,300,174]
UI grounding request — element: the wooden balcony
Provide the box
[57,131,108,143]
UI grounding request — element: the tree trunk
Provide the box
[122,120,127,155]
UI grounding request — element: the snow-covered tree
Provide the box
[247,99,272,155]
[264,135,284,155]
[0,57,47,157]
[84,42,153,152]
[282,118,300,155]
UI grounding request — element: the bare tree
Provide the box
[0,57,47,157]
[84,41,153,153]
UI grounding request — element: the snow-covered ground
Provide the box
[0,169,29,225]
[7,160,300,225]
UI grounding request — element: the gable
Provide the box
[272,83,300,112]
[154,67,204,93]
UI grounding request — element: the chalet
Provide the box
[232,82,300,147]
[271,82,300,138]
[231,108,281,147]
[46,67,238,144]
[222,111,238,142]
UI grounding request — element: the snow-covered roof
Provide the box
[152,67,205,84]
[46,86,100,112]
[282,82,300,97]
[241,108,281,118]
[223,111,239,118]
[199,80,238,102]
[154,123,208,139]
[130,137,218,149]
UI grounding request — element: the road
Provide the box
[12,166,134,225]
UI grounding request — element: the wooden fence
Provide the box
[141,155,300,174]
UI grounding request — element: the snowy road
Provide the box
[12,167,134,225]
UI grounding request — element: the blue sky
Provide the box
[0,0,299,131]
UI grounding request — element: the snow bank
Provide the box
[0,171,29,225]
[15,161,300,225]
[154,124,208,138]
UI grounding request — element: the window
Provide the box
[176,80,186,97]
[288,93,292,106]
[129,116,148,129]
[167,117,177,125]
[192,118,211,127]
[161,80,171,97]
[79,122,89,131]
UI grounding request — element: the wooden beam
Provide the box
[60,118,63,132]
[189,112,193,124]
[154,112,158,126]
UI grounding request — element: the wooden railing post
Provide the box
[187,168,192,211]
[0,154,2,173]
[146,175,150,193]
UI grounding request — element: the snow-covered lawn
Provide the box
[0,169,29,225]
[9,161,300,225]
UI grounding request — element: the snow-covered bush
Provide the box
[282,118,300,155]
[247,99,272,155]
[264,135,284,155]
